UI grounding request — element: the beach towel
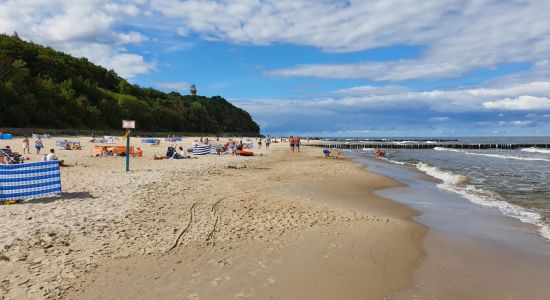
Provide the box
[91,145,134,156]
[0,161,61,202]
[192,145,211,155]
[56,141,81,149]
[165,137,183,142]
[142,138,161,144]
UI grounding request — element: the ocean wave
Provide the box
[521,147,550,154]
[416,162,468,185]
[414,162,550,242]
[434,147,550,162]
[464,152,550,162]
[441,184,550,242]
[433,147,462,152]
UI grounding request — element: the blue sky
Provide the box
[3,0,550,136]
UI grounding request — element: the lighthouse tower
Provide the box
[190,84,197,96]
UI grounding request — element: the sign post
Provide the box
[122,120,135,172]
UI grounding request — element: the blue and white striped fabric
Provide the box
[0,161,61,201]
[192,145,211,155]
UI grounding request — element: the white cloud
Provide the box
[483,96,550,111]
[155,81,189,91]
[235,80,550,134]
[0,0,153,78]
[115,31,149,44]
[334,85,411,96]
[430,117,449,122]
[148,0,550,81]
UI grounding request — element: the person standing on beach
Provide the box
[289,136,295,152]
[34,138,43,154]
[295,136,301,153]
[258,138,262,149]
[265,135,271,150]
[22,136,30,154]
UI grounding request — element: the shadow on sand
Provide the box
[22,192,95,204]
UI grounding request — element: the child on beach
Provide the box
[22,136,30,154]
[34,138,43,154]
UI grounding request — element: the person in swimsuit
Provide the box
[294,136,301,153]
[22,136,30,154]
[289,136,294,152]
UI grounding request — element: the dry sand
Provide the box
[1,136,425,299]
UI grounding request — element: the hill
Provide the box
[0,33,260,135]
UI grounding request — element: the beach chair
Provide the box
[0,149,24,164]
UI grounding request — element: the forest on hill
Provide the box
[0,33,260,135]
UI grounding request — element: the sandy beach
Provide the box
[0,136,425,299]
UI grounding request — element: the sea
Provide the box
[328,137,550,242]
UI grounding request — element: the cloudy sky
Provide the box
[2,0,550,136]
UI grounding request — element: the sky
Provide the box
[2,0,550,137]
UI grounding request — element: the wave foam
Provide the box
[433,147,462,152]
[465,152,550,162]
[416,162,468,185]
[434,147,550,162]
[522,147,550,154]
[414,162,550,242]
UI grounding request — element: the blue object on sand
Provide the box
[141,138,160,144]
[0,133,13,139]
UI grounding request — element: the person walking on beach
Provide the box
[22,136,30,154]
[265,135,271,150]
[258,138,262,149]
[289,136,295,152]
[294,136,301,153]
[34,138,43,154]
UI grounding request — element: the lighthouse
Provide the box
[190,84,197,96]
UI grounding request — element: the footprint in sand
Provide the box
[234,291,254,299]
[186,293,199,299]
[258,260,267,268]
[262,277,276,287]
[210,277,222,286]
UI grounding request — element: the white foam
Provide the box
[434,147,550,162]
[464,152,550,162]
[440,184,550,242]
[414,162,550,242]
[433,147,462,152]
[416,162,468,185]
[388,159,407,165]
[521,147,550,154]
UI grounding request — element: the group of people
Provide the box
[288,136,301,153]
[256,135,271,150]
[19,136,45,154]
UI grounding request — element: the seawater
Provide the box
[347,137,550,241]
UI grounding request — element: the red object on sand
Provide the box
[239,150,254,156]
